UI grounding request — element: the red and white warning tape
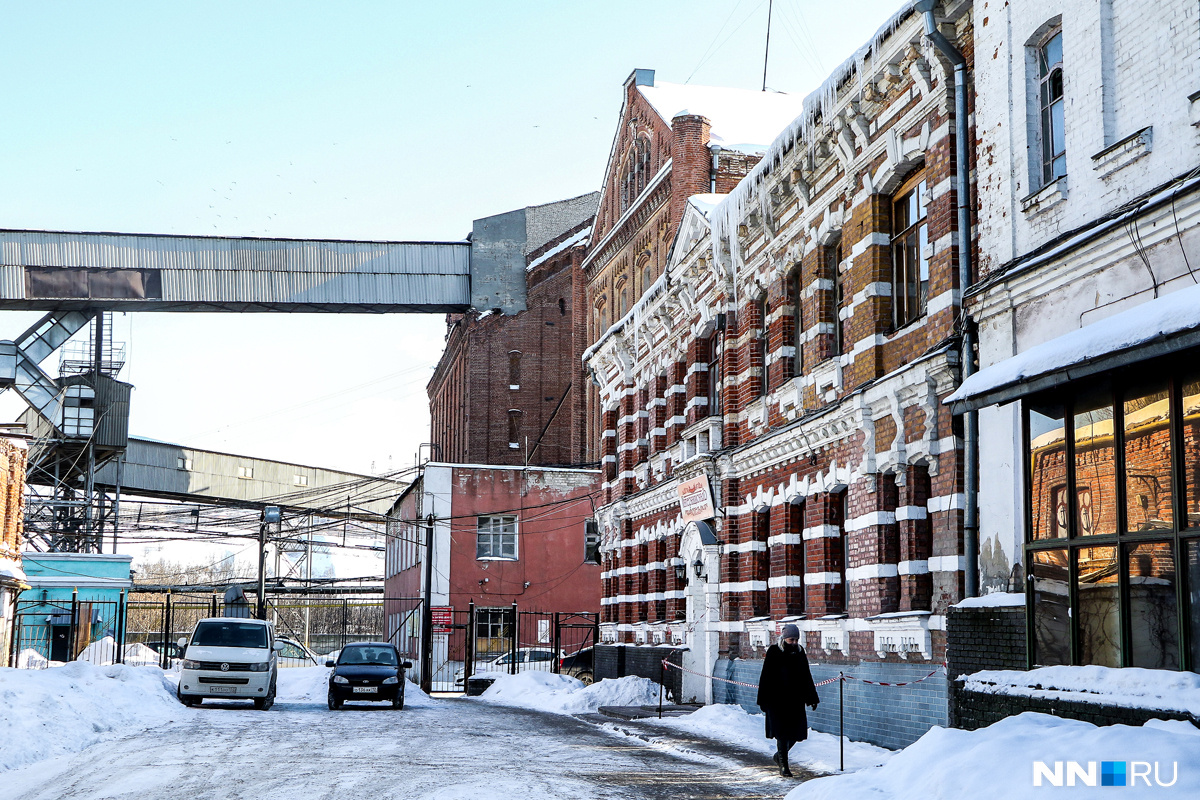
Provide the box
[660,659,946,690]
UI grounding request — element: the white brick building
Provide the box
[953,0,1200,672]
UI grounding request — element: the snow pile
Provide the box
[962,665,1200,716]
[75,636,162,667]
[479,672,662,714]
[0,661,191,772]
[951,592,1025,609]
[0,556,25,581]
[649,703,892,774]
[17,649,52,669]
[787,713,1200,799]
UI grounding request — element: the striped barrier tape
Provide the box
[661,660,946,690]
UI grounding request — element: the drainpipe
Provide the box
[915,0,978,597]
[709,144,720,193]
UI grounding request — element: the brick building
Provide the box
[0,436,28,665]
[586,1,975,749]
[582,70,810,461]
[948,0,1200,686]
[429,193,598,467]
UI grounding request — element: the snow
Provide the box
[648,703,892,775]
[477,672,663,714]
[947,279,1200,408]
[75,636,162,666]
[526,225,590,272]
[637,82,810,155]
[962,665,1200,717]
[786,712,1200,798]
[0,661,191,772]
[687,193,726,219]
[0,556,26,581]
[951,591,1024,609]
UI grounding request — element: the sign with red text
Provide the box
[677,474,715,523]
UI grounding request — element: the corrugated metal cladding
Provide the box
[0,230,472,308]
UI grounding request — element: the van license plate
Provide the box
[352,686,377,693]
[210,686,236,694]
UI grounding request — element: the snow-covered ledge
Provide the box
[950,591,1024,609]
[868,611,932,659]
[962,665,1200,717]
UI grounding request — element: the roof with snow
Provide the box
[946,282,1200,413]
[637,82,809,155]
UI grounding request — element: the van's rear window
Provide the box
[191,622,268,648]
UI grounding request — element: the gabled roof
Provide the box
[636,82,809,155]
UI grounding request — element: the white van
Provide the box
[176,618,283,709]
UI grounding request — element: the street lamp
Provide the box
[692,555,705,579]
[258,506,281,620]
[673,562,687,583]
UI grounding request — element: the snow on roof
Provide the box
[687,193,726,219]
[951,592,1024,609]
[526,225,590,273]
[946,281,1200,410]
[636,82,809,155]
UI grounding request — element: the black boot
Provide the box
[780,753,793,777]
[772,752,781,767]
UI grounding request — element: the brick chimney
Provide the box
[670,113,713,230]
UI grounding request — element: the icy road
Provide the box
[4,689,797,799]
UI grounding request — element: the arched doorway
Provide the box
[678,519,719,704]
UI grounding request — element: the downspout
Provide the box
[709,144,720,193]
[915,0,978,597]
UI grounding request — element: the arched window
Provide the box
[508,351,521,389]
[891,170,928,329]
[1037,28,1065,186]
[619,137,652,213]
[829,241,845,357]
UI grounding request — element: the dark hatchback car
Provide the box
[326,642,412,710]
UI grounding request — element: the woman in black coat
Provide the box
[756,624,819,777]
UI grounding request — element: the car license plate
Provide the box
[209,686,236,694]
[352,686,378,693]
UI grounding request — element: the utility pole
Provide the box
[258,506,281,620]
[762,0,774,92]
[420,511,435,693]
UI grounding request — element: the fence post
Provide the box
[69,589,79,662]
[163,591,173,670]
[552,612,561,673]
[116,590,125,665]
[9,597,23,668]
[465,601,475,686]
[342,598,348,651]
[510,602,518,675]
[839,672,844,773]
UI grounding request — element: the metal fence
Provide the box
[8,592,387,670]
[392,602,598,692]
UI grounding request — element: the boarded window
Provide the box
[26,267,163,299]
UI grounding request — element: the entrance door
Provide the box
[50,625,70,661]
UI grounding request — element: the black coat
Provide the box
[756,643,819,742]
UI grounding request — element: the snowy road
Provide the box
[5,693,798,799]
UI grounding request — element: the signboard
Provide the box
[677,474,715,523]
[431,606,453,633]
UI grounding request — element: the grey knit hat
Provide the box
[781,623,800,640]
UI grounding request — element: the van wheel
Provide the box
[254,681,276,711]
[177,687,199,707]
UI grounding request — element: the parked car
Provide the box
[275,637,320,668]
[559,646,594,684]
[176,618,282,710]
[326,642,412,710]
[141,641,183,660]
[452,648,558,689]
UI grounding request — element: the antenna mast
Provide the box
[762,0,774,91]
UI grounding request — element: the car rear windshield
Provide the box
[338,646,397,666]
[191,621,269,649]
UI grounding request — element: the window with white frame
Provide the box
[1037,28,1065,186]
[237,465,254,479]
[477,515,518,560]
[293,474,308,487]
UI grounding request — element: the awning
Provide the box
[684,519,719,545]
[947,283,1200,414]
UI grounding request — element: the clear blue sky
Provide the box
[0,0,909,475]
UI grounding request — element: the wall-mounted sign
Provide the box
[677,474,715,523]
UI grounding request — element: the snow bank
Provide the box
[787,712,1200,799]
[951,592,1024,609]
[963,665,1200,717]
[0,661,191,772]
[649,703,892,774]
[76,636,162,667]
[479,672,662,714]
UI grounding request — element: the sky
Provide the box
[0,0,911,477]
